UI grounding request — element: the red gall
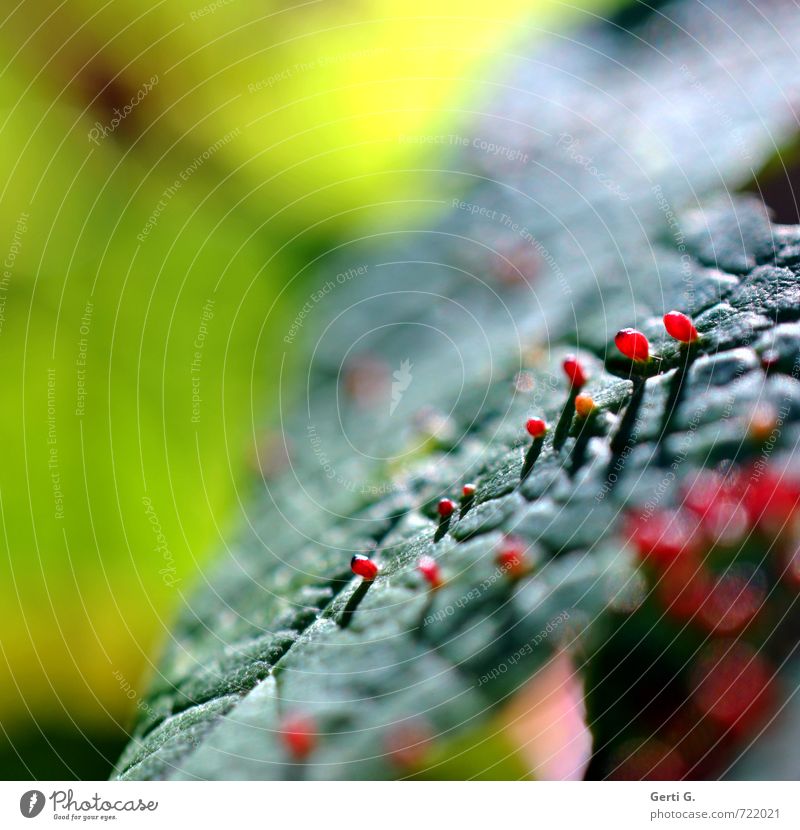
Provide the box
[663,310,699,343]
[615,328,650,362]
[562,354,588,388]
[437,498,455,519]
[350,554,379,581]
[526,417,547,438]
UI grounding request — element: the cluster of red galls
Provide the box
[613,463,800,777]
[351,311,700,593]
[524,310,699,443]
[627,464,800,628]
[615,310,699,363]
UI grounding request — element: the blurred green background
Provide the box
[0,0,616,778]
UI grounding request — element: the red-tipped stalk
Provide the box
[615,328,650,362]
[521,417,547,481]
[569,394,598,475]
[341,555,379,626]
[663,310,699,344]
[460,483,476,517]
[657,314,700,462]
[554,355,588,450]
[434,497,455,541]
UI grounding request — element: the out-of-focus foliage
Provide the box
[0,0,617,774]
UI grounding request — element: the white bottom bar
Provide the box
[1,781,796,829]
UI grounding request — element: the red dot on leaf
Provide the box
[351,554,379,581]
[462,483,476,499]
[663,310,699,343]
[437,498,455,519]
[526,417,547,438]
[615,328,650,362]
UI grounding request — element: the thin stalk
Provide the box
[606,377,646,480]
[553,388,579,451]
[520,437,545,482]
[339,580,371,628]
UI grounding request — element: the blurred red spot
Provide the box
[627,509,701,565]
[496,535,529,578]
[691,641,773,734]
[743,466,800,536]
[495,242,541,286]
[657,557,712,620]
[681,469,733,516]
[698,570,766,634]
[384,721,433,769]
[700,497,750,547]
[343,356,389,407]
[280,713,317,760]
[417,555,442,589]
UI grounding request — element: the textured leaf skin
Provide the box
[116,0,800,780]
